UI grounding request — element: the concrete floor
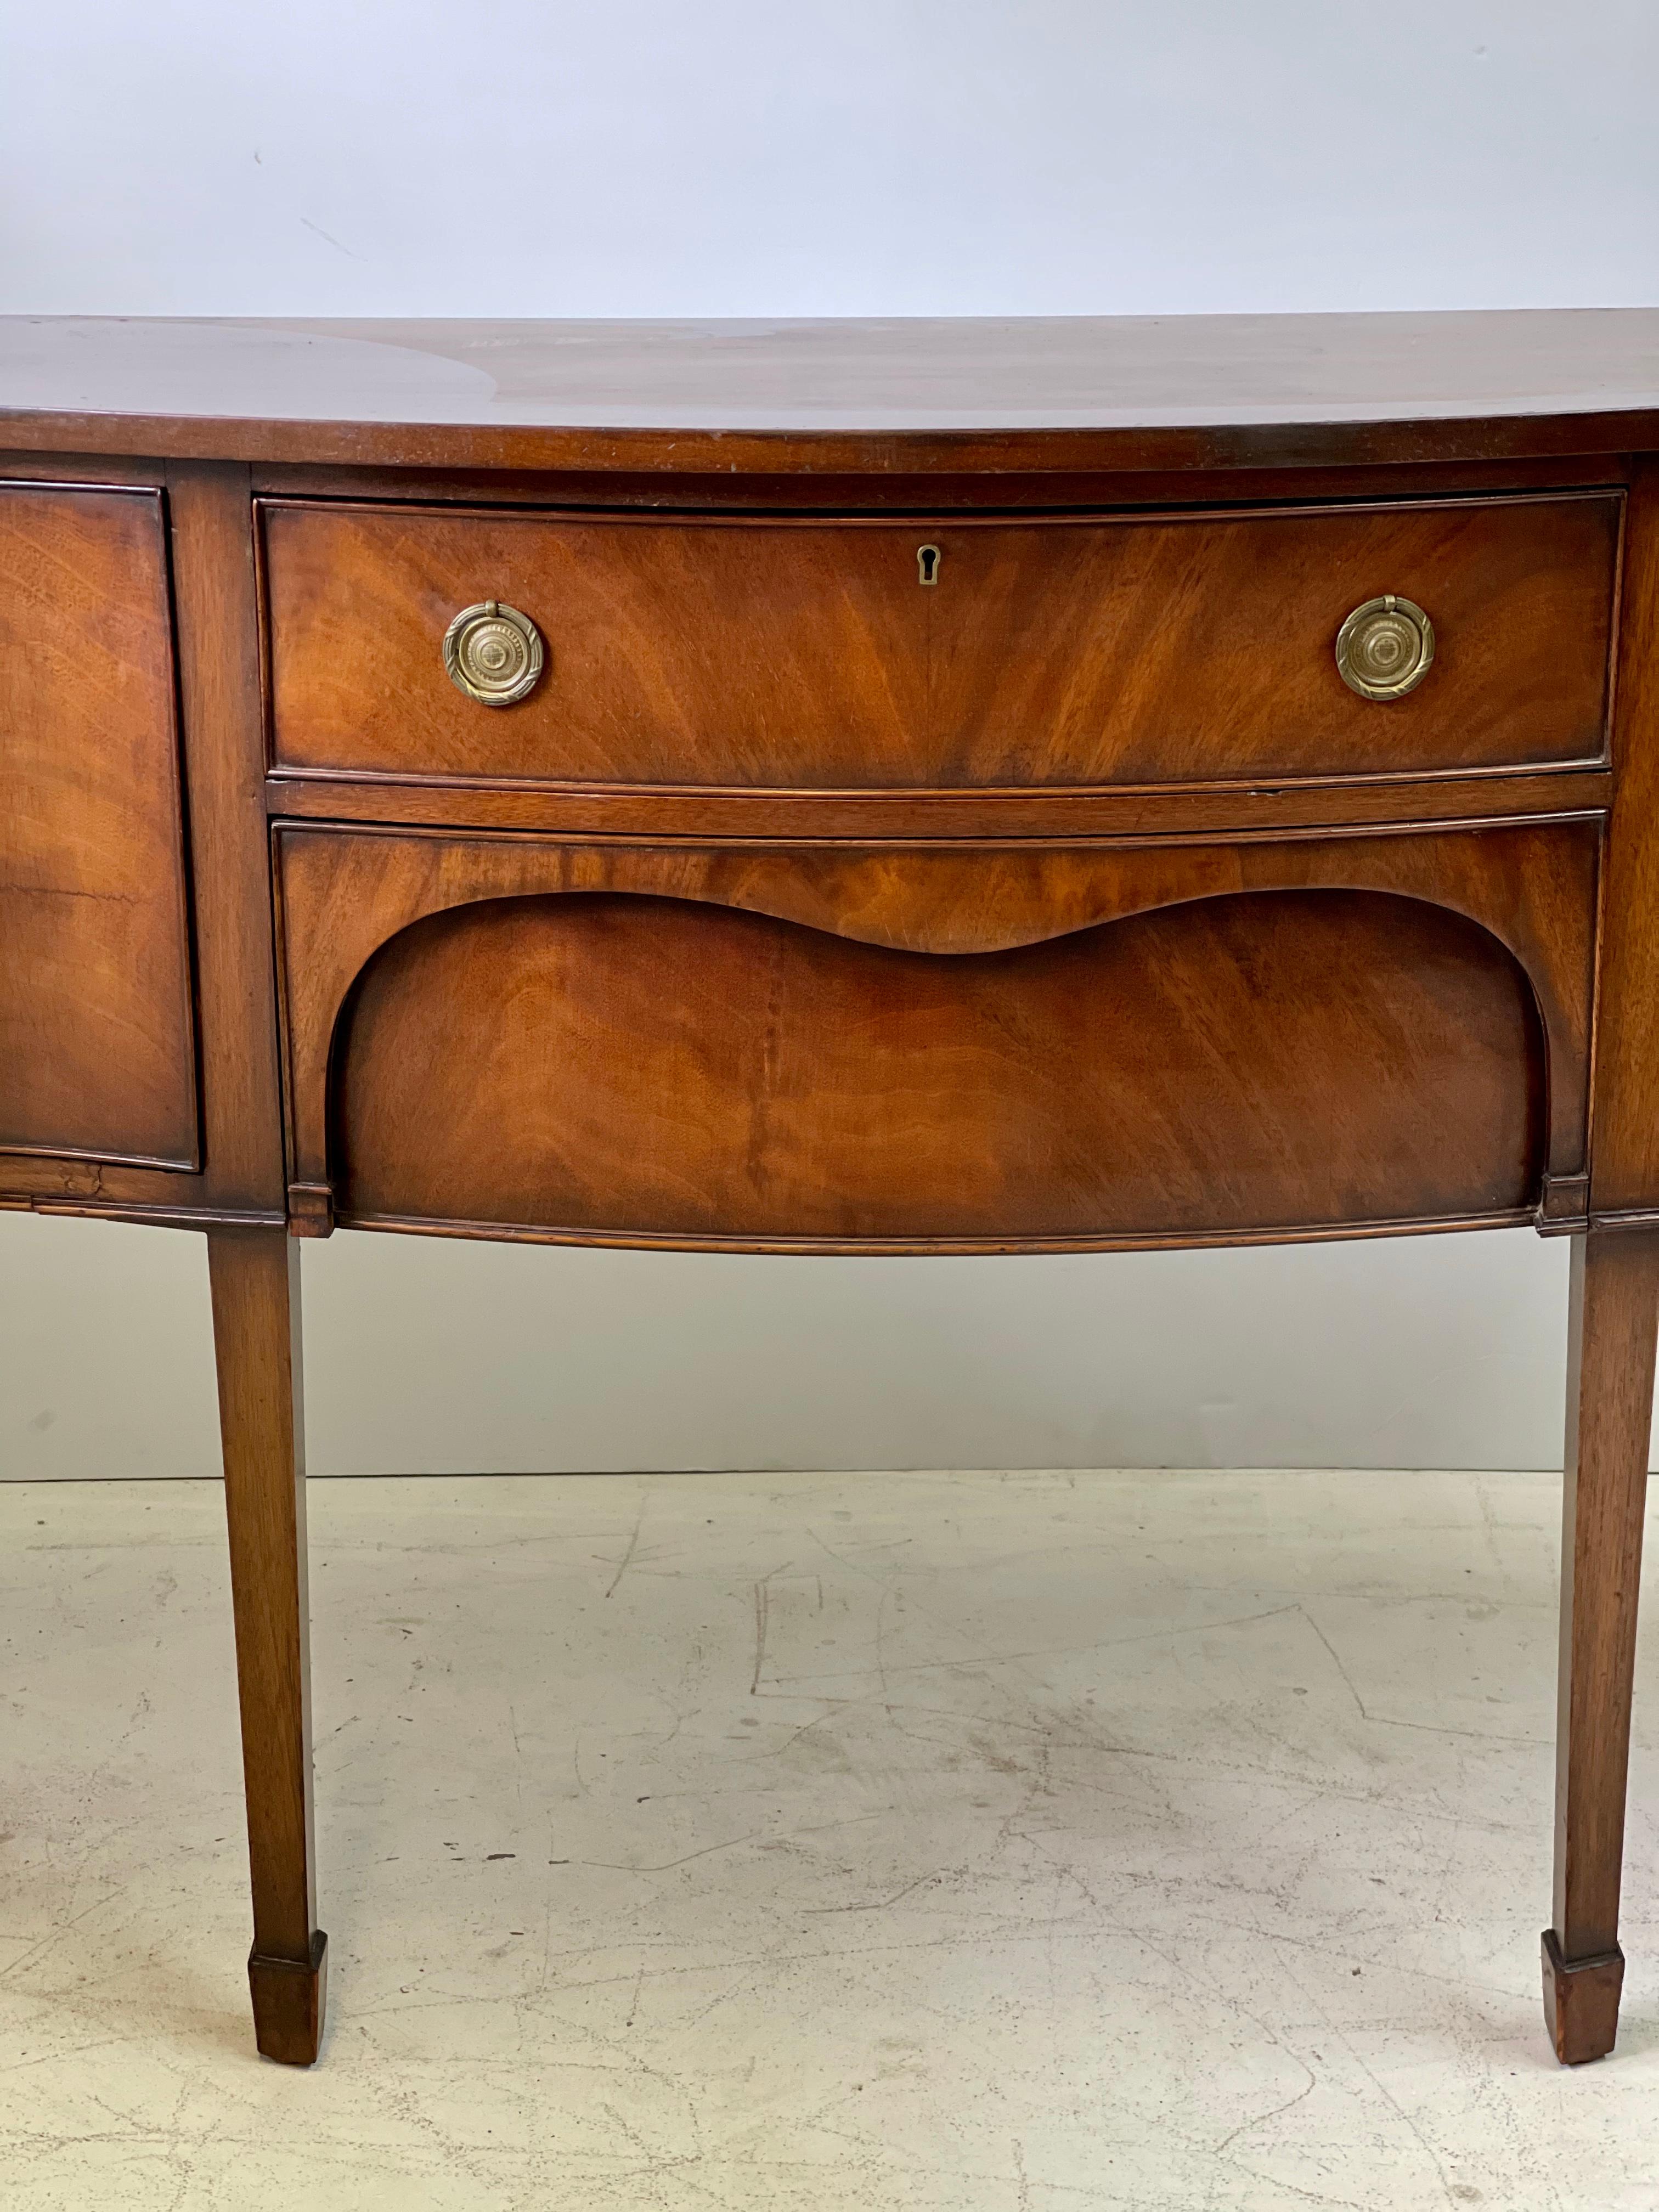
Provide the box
[2,1470,1657,2211]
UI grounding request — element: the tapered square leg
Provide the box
[208,1227,327,2066]
[1544,1229,1659,2065]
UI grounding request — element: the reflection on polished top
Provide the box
[3,311,1659,466]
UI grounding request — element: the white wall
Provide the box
[3,5,1657,1478]
[5,3,1657,317]
[0,1214,1576,1477]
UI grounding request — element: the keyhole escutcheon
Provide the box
[917,543,941,586]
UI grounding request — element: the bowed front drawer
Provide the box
[261,491,1622,795]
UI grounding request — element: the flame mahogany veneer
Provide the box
[4,312,1659,2072]
[261,493,1621,789]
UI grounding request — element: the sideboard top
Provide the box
[4,310,1659,475]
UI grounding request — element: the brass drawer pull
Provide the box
[1335,594,1435,701]
[442,599,545,706]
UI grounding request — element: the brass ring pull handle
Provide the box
[1335,594,1435,701]
[442,600,545,706]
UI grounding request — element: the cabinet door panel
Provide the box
[1,483,198,1169]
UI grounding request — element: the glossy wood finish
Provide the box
[7,311,1659,473]
[0,460,291,1231]
[208,1227,326,2066]
[0,482,196,1169]
[1544,1230,1659,2062]
[331,886,1543,1246]
[273,819,1600,1241]
[6,313,1659,2070]
[164,465,291,1218]
[1584,464,1659,1226]
[264,761,1616,844]
[263,494,1620,792]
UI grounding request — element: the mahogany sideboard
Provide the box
[5,311,1659,2070]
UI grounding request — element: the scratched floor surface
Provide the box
[3,1468,1657,2211]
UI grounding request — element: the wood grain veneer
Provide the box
[261,494,1621,792]
[7,310,1659,472]
[0,482,197,1170]
[331,887,1543,1246]
[272,819,1600,1239]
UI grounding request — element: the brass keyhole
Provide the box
[917,544,941,586]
